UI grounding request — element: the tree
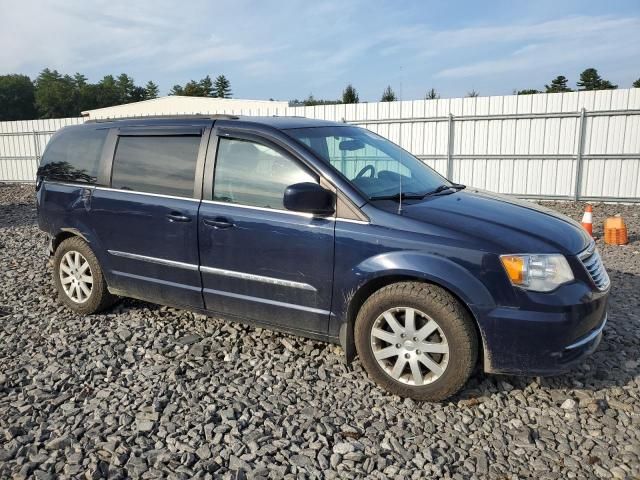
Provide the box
[0,74,37,121]
[633,78,640,88]
[381,85,396,102]
[342,84,359,104]
[200,75,214,97]
[34,69,78,118]
[183,80,203,96]
[466,90,479,97]
[95,75,122,107]
[545,75,572,93]
[425,88,439,100]
[598,79,617,90]
[517,89,541,95]
[169,84,184,96]
[144,81,159,99]
[213,75,232,98]
[577,68,617,90]
[116,73,136,103]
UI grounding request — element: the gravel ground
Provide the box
[0,183,638,480]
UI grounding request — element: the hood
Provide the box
[395,189,591,255]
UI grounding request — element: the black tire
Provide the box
[354,282,478,401]
[52,236,116,315]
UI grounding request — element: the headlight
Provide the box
[500,254,574,292]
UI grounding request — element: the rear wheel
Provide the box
[355,282,478,401]
[53,237,116,314]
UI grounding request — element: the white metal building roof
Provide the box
[81,96,289,119]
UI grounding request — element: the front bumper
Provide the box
[474,282,609,376]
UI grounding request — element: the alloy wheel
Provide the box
[370,307,449,386]
[59,250,93,304]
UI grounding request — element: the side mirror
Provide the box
[284,182,335,216]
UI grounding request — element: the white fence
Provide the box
[2,88,640,201]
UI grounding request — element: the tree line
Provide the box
[294,68,640,106]
[0,69,233,121]
[1,66,639,121]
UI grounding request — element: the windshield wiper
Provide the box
[369,192,425,201]
[422,183,466,197]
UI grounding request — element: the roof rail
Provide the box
[85,113,240,123]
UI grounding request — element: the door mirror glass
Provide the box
[283,182,335,216]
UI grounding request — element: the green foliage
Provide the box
[144,81,160,100]
[0,74,37,121]
[577,68,617,91]
[34,69,79,118]
[425,88,439,100]
[545,75,572,93]
[517,89,541,95]
[342,84,359,104]
[466,90,479,98]
[214,75,232,98]
[290,94,341,106]
[381,85,396,102]
[168,75,229,97]
[633,78,640,88]
[169,84,184,96]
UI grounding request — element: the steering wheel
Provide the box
[355,164,376,179]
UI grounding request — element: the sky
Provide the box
[1,0,639,101]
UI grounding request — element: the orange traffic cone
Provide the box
[581,204,593,237]
[604,216,628,245]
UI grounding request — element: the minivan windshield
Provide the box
[286,126,451,200]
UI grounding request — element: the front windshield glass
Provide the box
[286,126,449,199]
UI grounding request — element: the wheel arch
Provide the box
[51,228,88,255]
[339,257,493,369]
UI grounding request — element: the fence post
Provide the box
[31,130,41,182]
[446,113,454,180]
[574,108,587,201]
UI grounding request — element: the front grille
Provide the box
[579,244,610,291]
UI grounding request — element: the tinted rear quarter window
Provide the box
[111,135,201,198]
[38,127,108,184]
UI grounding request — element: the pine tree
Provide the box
[116,73,136,103]
[381,85,396,102]
[199,75,214,97]
[577,68,616,90]
[342,84,359,104]
[144,81,159,99]
[633,78,640,88]
[213,75,232,98]
[545,75,572,93]
[425,88,439,100]
[517,89,541,95]
[169,84,184,96]
[182,80,203,96]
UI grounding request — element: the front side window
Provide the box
[111,135,201,197]
[213,138,316,210]
[38,126,108,184]
[287,126,449,199]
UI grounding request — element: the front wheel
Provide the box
[355,282,478,401]
[53,237,116,315]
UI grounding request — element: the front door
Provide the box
[90,126,209,308]
[198,132,335,335]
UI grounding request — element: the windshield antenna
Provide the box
[398,66,404,215]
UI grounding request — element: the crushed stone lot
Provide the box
[0,183,639,480]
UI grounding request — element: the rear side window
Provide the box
[111,135,201,198]
[213,138,316,210]
[38,127,108,184]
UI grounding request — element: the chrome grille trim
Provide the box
[578,244,610,291]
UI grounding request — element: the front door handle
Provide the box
[167,212,191,223]
[203,217,235,229]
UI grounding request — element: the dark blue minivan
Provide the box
[36,115,609,400]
